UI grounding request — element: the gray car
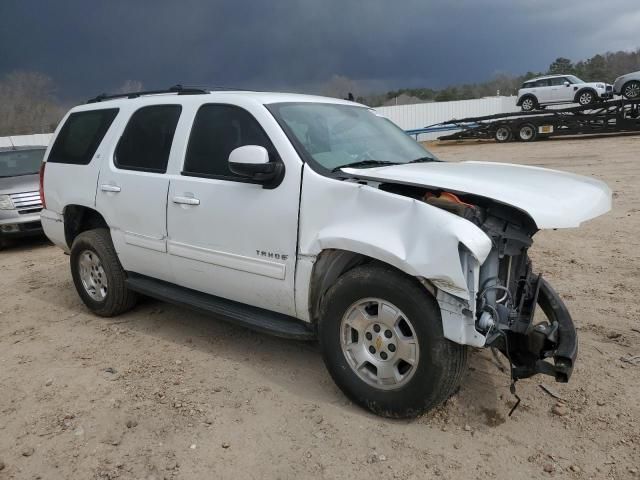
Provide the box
[613,71,640,99]
[0,146,46,248]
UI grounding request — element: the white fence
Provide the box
[377,96,518,141]
[0,133,54,149]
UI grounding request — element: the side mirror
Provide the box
[228,145,282,186]
[564,81,570,86]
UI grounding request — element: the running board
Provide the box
[125,273,315,340]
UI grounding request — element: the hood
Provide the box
[583,82,610,88]
[342,161,611,229]
[0,173,39,195]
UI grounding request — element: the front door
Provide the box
[96,104,182,282]
[166,103,301,316]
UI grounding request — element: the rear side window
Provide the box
[183,104,277,180]
[115,105,182,173]
[522,82,533,89]
[535,79,550,87]
[48,109,118,165]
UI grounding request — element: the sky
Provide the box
[1,0,639,101]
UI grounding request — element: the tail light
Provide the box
[39,162,46,209]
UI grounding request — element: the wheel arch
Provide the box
[63,204,109,248]
[306,248,431,325]
[305,245,487,348]
[517,94,537,107]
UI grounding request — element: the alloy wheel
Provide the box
[78,250,108,301]
[340,298,420,390]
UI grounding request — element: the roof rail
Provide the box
[86,84,209,104]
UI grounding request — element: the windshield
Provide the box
[566,75,584,84]
[0,149,45,177]
[268,103,437,172]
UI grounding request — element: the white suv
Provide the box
[517,74,613,111]
[40,86,611,418]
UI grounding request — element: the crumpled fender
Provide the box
[298,165,492,298]
[297,166,491,347]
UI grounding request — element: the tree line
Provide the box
[0,71,65,137]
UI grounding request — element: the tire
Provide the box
[520,96,537,112]
[517,123,537,142]
[622,80,640,99]
[70,228,137,317]
[318,263,467,418]
[494,125,512,143]
[577,90,596,106]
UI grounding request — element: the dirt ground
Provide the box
[1,134,639,480]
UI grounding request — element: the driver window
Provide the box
[183,104,277,179]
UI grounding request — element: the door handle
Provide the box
[173,196,200,206]
[100,184,121,193]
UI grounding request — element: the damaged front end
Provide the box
[472,206,577,383]
[382,183,578,384]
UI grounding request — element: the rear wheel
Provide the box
[318,264,467,418]
[518,123,537,142]
[577,90,596,106]
[520,96,537,112]
[494,125,512,143]
[622,80,640,99]
[70,228,137,317]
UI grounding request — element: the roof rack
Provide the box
[86,84,209,104]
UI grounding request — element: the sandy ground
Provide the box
[1,134,639,480]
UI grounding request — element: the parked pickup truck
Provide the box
[40,86,611,417]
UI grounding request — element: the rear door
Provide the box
[96,104,181,281]
[535,79,552,103]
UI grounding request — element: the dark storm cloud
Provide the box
[1,0,638,100]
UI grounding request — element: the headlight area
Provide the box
[382,183,578,385]
[0,194,15,210]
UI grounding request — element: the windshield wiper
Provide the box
[408,156,436,164]
[331,160,398,172]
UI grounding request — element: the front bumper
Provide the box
[510,278,577,382]
[599,88,614,100]
[0,211,43,238]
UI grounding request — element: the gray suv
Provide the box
[0,147,46,248]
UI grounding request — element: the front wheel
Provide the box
[70,228,137,317]
[318,264,467,418]
[577,90,595,106]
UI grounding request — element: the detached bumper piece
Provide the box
[487,276,577,383]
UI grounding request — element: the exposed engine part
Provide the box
[478,311,495,330]
[376,182,577,383]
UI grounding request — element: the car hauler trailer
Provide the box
[427,98,640,143]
